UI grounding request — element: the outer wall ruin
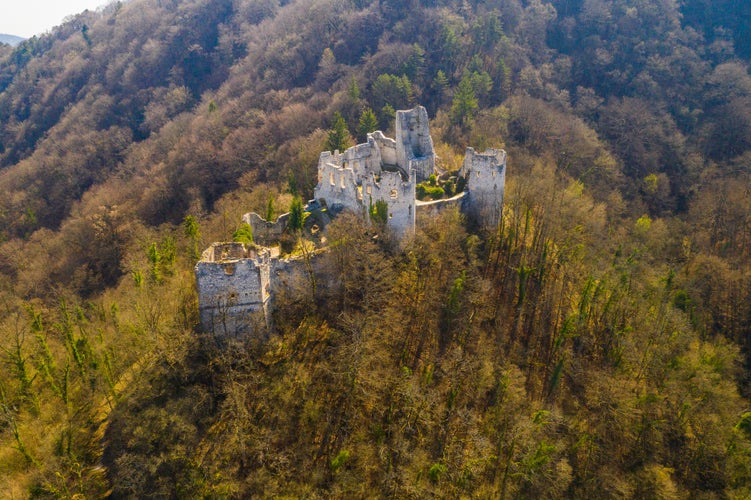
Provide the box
[196,106,507,336]
[195,243,273,337]
[460,148,507,229]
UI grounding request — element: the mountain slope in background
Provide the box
[0,34,25,46]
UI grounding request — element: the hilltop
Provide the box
[0,34,25,46]
[0,0,750,496]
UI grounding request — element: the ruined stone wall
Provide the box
[243,212,289,246]
[364,170,416,238]
[342,141,379,179]
[395,106,435,182]
[461,147,506,229]
[314,153,362,213]
[409,157,434,181]
[371,131,397,166]
[195,243,272,336]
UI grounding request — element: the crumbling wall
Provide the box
[460,147,506,229]
[364,169,415,238]
[243,212,290,245]
[395,106,435,182]
[342,141,379,179]
[415,191,467,219]
[371,131,397,167]
[195,243,272,336]
[314,154,362,213]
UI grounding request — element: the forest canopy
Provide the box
[0,0,750,496]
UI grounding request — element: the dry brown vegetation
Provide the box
[0,0,750,496]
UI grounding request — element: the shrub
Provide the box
[331,450,350,472]
[416,184,444,200]
[233,223,253,244]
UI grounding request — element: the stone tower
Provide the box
[395,106,435,183]
[195,242,272,336]
[460,147,506,229]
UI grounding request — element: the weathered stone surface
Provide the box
[195,243,272,337]
[415,191,467,218]
[460,147,506,229]
[312,106,438,238]
[243,211,289,246]
[395,106,435,182]
[196,106,507,337]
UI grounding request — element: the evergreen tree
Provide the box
[357,108,378,141]
[266,194,275,222]
[288,196,305,232]
[182,215,202,261]
[348,76,360,101]
[326,112,352,152]
[450,74,479,125]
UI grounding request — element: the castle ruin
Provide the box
[196,106,506,336]
[313,106,436,239]
[195,243,274,337]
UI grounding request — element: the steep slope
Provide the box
[0,0,749,496]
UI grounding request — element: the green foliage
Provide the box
[643,173,659,194]
[232,223,254,244]
[81,24,91,47]
[403,44,425,81]
[370,199,388,225]
[635,214,653,233]
[183,215,202,260]
[449,69,492,126]
[737,413,751,438]
[325,112,351,153]
[416,183,445,200]
[147,242,161,282]
[357,107,378,141]
[287,196,305,232]
[371,74,413,126]
[147,237,176,283]
[330,449,350,471]
[428,463,447,483]
[348,76,360,101]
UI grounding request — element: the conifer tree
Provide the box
[357,108,378,141]
[288,195,305,232]
[450,74,479,125]
[326,112,352,152]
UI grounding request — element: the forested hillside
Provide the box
[0,0,750,496]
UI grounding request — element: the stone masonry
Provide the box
[195,242,273,337]
[312,106,434,240]
[196,106,507,336]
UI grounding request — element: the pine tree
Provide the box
[232,223,254,244]
[450,74,478,125]
[182,215,202,260]
[288,196,305,232]
[326,112,352,152]
[357,108,378,141]
[348,76,360,101]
